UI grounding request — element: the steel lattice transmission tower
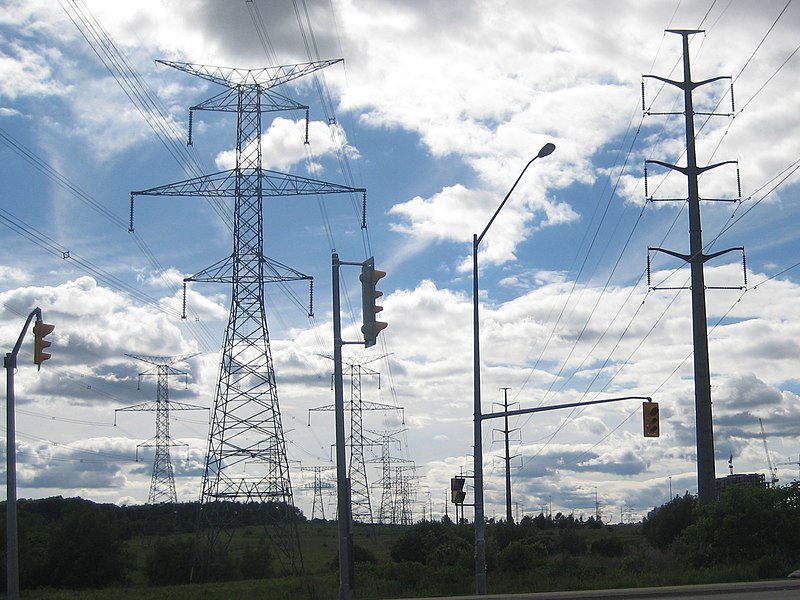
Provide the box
[116,353,204,504]
[309,358,403,523]
[301,465,335,520]
[393,464,418,525]
[130,59,366,577]
[368,428,412,524]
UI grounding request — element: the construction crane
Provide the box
[778,454,800,481]
[759,418,779,487]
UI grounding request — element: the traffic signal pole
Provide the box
[5,307,54,600]
[332,253,388,600]
[332,253,353,600]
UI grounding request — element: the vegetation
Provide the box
[1,482,798,599]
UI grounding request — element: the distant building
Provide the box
[715,473,766,496]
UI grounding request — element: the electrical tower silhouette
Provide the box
[309,357,403,523]
[368,428,413,524]
[115,353,204,504]
[130,59,366,577]
[643,30,745,505]
[301,465,335,520]
[393,464,418,525]
[492,387,521,524]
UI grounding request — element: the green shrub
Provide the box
[591,536,625,557]
[642,492,697,550]
[558,528,586,555]
[497,540,536,572]
[144,536,193,585]
[239,537,273,579]
[353,543,378,564]
[46,508,129,588]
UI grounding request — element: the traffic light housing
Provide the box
[360,257,387,348]
[33,320,55,369]
[450,477,466,504]
[643,401,660,437]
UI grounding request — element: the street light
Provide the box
[472,141,555,595]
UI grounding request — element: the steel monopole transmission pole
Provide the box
[677,31,716,506]
[644,30,740,504]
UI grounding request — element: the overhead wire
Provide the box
[510,0,769,460]
[0,127,221,352]
[288,0,406,446]
[58,0,234,232]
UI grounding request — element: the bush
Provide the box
[497,540,537,572]
[678,484,800,565]
[391,521,467,565]
[145,536,193,585]
[591,536,625,557]
[46,508,128,588]
[558,528,586,555]
[642,492,697,550]
[353,543,378,564]
[239,537,273,579]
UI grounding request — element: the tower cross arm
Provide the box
[132,170,237,198]
[644,73,731,92]
[156,58,343,89]
[132,169,365,199]
[192,88,308,113]
[125,352,200,367]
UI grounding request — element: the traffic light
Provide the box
[643,401,660,437]
[33,320,55,369]
[450,477,466,504]
[360,256,387,348]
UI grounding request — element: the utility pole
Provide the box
[594,487,600,522]
[493,387,519,523]
[643,30,744,505]
[115,353,204,504]
[131,59,366,578]
[5,308,53,600]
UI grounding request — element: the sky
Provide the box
[1,0,800,524]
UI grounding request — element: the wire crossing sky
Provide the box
[1,0,799,521]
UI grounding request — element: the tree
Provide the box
[642,492,697,550]
[145,536,193,585]
[46,508,128,588]
[677,483,800,565]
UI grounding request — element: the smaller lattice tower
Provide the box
[367,429,411,524]
[116,353,205,504]
[309,357,403,523]
[393,464,418,525]
[301,465,335,520]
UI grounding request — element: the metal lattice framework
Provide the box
[367,429,412,524]
[309,359,403,523]
[393,464,418,525]
[130,59,365,577]
[115,353,204,504]
[301,465,335,520]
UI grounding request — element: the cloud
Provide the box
[214,117,358,173]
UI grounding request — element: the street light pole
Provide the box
[472,142,555,595]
